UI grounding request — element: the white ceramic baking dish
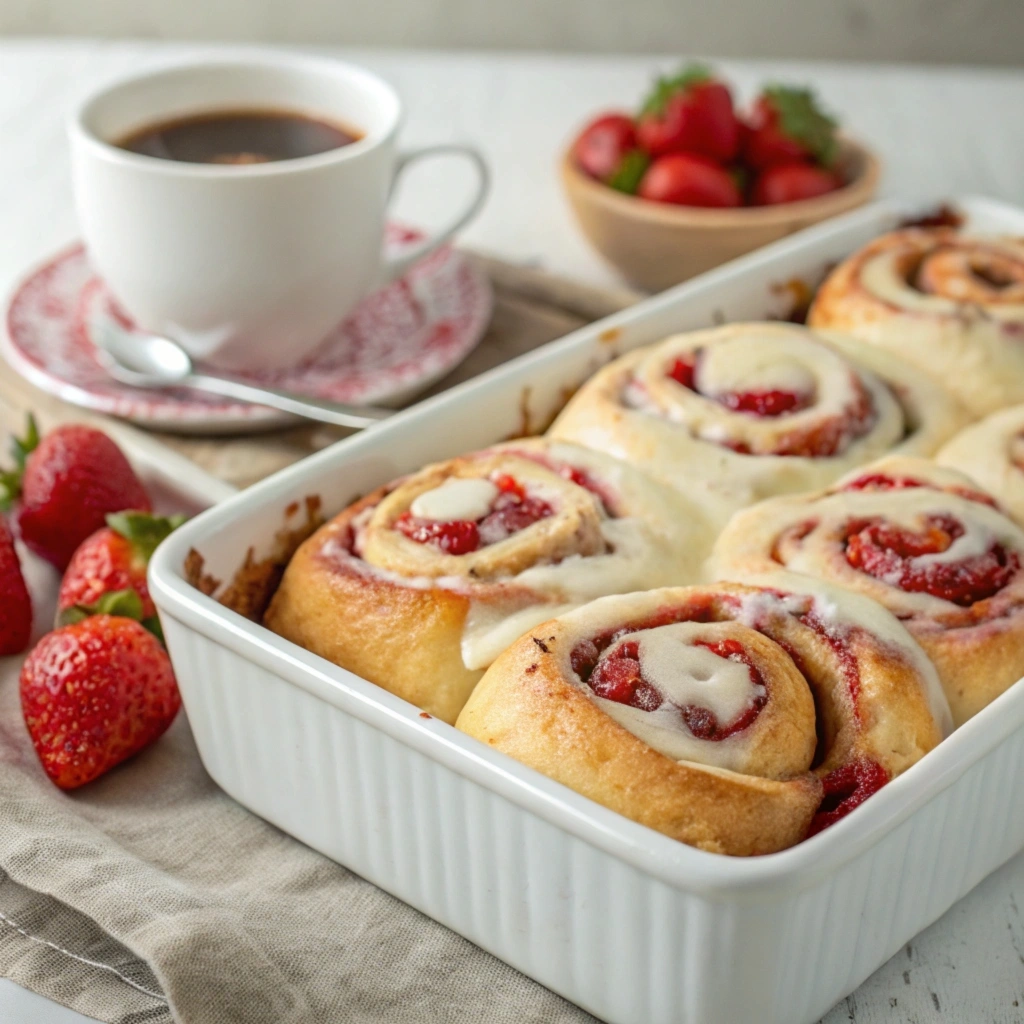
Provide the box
[149,196,1024,1024]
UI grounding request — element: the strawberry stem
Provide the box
[58,588,167,644]
[59,587,145,627]
[106,511,187,561]
[639,62,713,118]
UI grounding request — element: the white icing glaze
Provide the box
[410,477,498,522]
[595,696,752,771]
[937,405,1024,528]
[861,251,962,316]
[636,624,762,724]
[459,514,663,669]
[584,623,765,771]
[736,573,954,738]
[913,519,996,567]
[696,350,815,402]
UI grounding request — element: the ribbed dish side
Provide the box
[163,614,1024,1024]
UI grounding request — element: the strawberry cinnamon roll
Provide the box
[712,457,1024,725]
[937,404,1024,528]
[548,322,967,528]
[808,228,1024,416]
[264,440,710,723]
[456,581,949,855]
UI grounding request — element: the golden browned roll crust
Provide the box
[548,321,968,529]
[456,582,949,855]
[711,456,1024,726]
[937,404,1024,528]
[808,227,1024,416]
[264,439,711,723]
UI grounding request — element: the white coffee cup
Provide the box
[69,55,489,372]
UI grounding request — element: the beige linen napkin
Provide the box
[0,669,593,1024]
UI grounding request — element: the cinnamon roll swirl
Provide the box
[264,439,710,722]
[549,322,967,526]
[456,581,949,855]
[808,228,1024,416]
[712,457,1024,725]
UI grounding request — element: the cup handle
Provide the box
[382,144,490,282]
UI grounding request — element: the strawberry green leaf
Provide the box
[106,511,187,561]
[729,165,751,194]
[607,150,650,194]
[763,85,838,166]
[94,588,145,619]
[58,588,166,643]
[0,471,20,512]
[56,606,90,628]
[58,588,146,629]
[11,414,40,470]
[0,414,40,509]
[639,63,713,118]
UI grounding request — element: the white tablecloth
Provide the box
[1,40,1023,1024]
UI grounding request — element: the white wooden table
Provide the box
[1,40,1024,1024]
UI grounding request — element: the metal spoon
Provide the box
[93,319,394,430]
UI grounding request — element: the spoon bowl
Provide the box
[95,320,195,387]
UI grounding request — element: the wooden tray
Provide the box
[0,253,639,487]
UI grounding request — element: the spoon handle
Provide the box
[186,374,394,429]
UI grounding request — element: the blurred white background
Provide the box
[2,0,1022,65]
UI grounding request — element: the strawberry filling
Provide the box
[665,353,875,456]
[841,473,928,493]
[808,759,889,835]
[587,640,663,711]
[667,354,810,418]
[844,514,1018,606]
[569,594,885,832]
[577,634,767,740]
[718,389,810,417]
[503,450,617,515]
[393,517,481,555]
[394,475,554,555]
[839,472,999,509]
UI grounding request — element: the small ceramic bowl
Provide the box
[561,138,881,292]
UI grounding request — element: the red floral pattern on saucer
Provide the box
[2,225,493,433]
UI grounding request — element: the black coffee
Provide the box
[117,109,361,165]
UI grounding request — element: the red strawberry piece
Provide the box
[638,153,743,208]
[745,86,838,170]
[0,417,152,570]
[574,113,638,180]
[20,613,180,789]
[58,511,185,628]
[752,162,843,206]
[636,65,741,162]
[0,516,31,655]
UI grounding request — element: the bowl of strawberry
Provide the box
[563,65,880,291]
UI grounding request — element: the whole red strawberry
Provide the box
[744,86,838,170]
[0,417,152,570]
[20,612,179,789]
[574,113,637,180]
[59,511,185,630]
[752,162,842,205]
[0,516,31,655]
[638,153,742,208]
[636,65,740,162]
[573,113,651,195]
